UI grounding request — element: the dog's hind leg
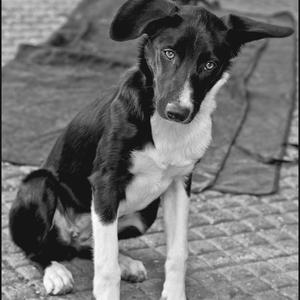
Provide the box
[9,169,76,295]
[9,169,59,256]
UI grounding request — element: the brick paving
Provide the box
[2,0,298,299]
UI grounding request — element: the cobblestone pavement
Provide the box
[2,0,298,299]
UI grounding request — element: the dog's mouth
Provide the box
[166,113,192,124]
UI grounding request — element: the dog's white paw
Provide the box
[161,283,186,300]
[160,292,186,300]
[43,261,74,295]
[119,254,147,283]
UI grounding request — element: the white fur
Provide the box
[119,72,229,217]
[161,179,190,300]
[91,202,120,300]
[43,261,74,295]
[178,81,193,109]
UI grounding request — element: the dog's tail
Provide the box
[9,169,61,258]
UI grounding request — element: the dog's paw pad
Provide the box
[120,256,147,283]
[43,261,74,295]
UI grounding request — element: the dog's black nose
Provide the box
[165,103,191,123]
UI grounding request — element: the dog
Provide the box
[9,0,293,299]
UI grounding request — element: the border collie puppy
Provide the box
[9,0,293,299]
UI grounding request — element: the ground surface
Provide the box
[2,0,298,299]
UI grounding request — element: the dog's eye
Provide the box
[204,61,217,71]
[163,49,175,60]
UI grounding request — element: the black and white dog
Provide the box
[9,0,293,299]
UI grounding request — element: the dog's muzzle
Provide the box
[165,103,191,123]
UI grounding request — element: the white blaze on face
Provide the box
[200,71,230,115]
[178,81,193,109]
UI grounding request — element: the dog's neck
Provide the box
[150,72,229,165]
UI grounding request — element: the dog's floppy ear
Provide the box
[222,14,294,46]
[110,0,179,41]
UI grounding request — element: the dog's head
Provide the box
[110,0,293,123]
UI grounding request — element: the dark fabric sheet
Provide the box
[193,11,296,195]
[2,0,296,195]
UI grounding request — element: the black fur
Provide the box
[9,0,293,275]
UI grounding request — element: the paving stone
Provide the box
[4,251,29,268]
[228,206,261,220]
[275,200,299,213]
[140,232,166,248]
[267,255,299,272]
[186,255,212,273]
[69,258,93,277]
[2,281,39,300]
[201,209,236,225]
[138,278,163,300]
[185,277,219,300]
[189,240,220,255]
[2,263,20,285]
[225,247,261,264]
[275,239,298,255]
[73,275,93,292]
[200,250,235,268]
[249,245,286,260]
[119,236,149,251]
[258,229,295,243]
[206,196,243,208]
[284,271,298,281]
[15,264,41,281]
[260,272,298,289]
[254,290,291,300]
[232,232,269,247]
[2,228,22,254]
[192,201,219,212]
[250,204,282,216]
[121,283,151,300]
[26,279,47,297]
[266,214,298,229]
[128,248,164,272]
[209,236,242,250]
[152,245,167,257]
[190,224,227,238]
[244,261,281,277]
[235,278,272,295]
[218,266,256,282]
[242,217,277,231]
[216,221,253,235]
[261,194,287,204]
[189,213,211,227]
[279,286,298,300]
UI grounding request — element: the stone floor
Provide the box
[2,0,298,299]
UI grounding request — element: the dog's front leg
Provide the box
[161,177,191,300]
[91,200,120,300]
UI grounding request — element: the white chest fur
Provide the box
[119,73,229,216]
